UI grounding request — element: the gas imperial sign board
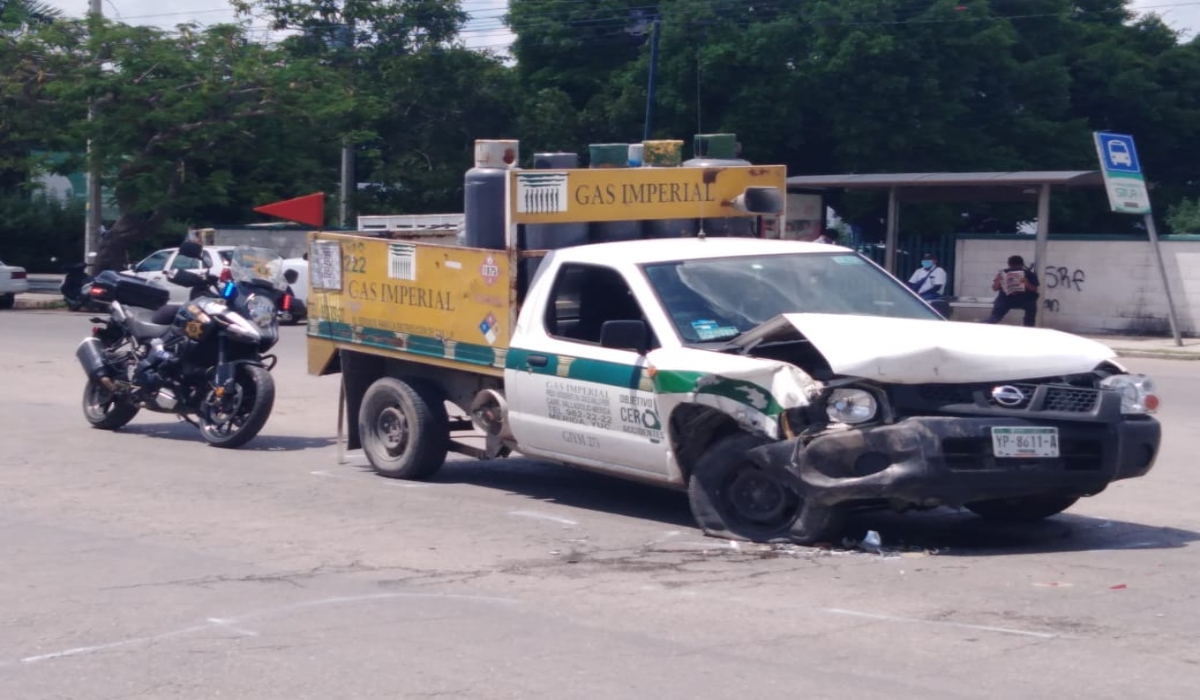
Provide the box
[510,165,787,224]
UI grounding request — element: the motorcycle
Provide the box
[277,268,307,326]
[74,242,284,448]
[61,261,106,312]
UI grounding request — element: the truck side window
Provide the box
[544,264,658,349]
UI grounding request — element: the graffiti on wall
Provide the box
[1040,266,1087,314]
[1043,266,1086,293]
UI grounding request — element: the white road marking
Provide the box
[11,592,519,667]
[825,608,1057,639]
[508,510,578,526]
[206,618,259,637]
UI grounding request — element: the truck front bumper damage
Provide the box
[747,415,1161,509]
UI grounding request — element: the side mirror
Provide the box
[284,269,299,284]
[600,320,650,354]
[178,240,203,258]
[731,186,784,215]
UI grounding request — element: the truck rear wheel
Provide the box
[688,432,844,546]
[358,377,449,480]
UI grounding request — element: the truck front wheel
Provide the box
[688,432,844,546]
[359,377,449,480]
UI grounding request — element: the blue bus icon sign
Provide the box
[1096,132,1141,174]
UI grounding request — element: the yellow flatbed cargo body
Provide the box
[305,232,515,377]
[306,164,787,377]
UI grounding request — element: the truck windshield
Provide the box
[641,252,943,343]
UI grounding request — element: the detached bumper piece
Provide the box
[754,414,1160,510]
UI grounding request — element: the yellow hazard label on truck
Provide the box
[510,165,786,224]
[306,232,512,371]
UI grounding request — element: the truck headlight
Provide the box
[826,388,878,425]
[1100,374,1160,414]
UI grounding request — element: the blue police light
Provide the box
[222,281,237,299]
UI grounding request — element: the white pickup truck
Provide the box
[306,163,1161,545]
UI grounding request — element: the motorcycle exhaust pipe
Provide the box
[75,337,116,391]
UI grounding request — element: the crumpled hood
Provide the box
[733,313,1116,384]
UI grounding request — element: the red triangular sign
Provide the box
[253,192,325,227]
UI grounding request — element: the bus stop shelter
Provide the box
[785,170,1106,277]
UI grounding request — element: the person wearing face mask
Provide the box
[908,253,946,301]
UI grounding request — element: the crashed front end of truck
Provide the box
[644,253,1162,544]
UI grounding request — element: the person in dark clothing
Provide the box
[985,255,1039,327]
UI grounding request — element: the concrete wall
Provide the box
[954,235,1200,336]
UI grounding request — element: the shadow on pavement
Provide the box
[844,507,1200,555]
[118,421,335,452]
[424,457,696,529]
[348,453,1198,555]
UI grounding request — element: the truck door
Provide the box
[505,262,670,479]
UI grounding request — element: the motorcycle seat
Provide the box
[125,305,179,340]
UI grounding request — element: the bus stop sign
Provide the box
[1093,132,1151,214]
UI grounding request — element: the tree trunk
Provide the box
[94,214,160,272]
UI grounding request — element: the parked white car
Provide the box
[129,245,309,305]
[128,246,237,303]
[0,259,30,309]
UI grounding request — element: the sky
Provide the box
[37,1,1200,51]
[41,0,517,53]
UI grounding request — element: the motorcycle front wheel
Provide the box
[198,364,275,449]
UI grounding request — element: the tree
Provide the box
[240,0,519,215]
[6,19,352,271]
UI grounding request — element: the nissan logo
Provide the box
[991,385,1026,407]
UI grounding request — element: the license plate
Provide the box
[991,427,1060,458]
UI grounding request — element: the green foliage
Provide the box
[0,193,84,271]
[1166,197,1200,234]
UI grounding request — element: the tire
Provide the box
[0,294,14,310]
[687,432,844,545]
[82,378,140,430]
[966,494,1079,522]
[358,377,448,480]
[199,364,275,449]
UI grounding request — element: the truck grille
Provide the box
[1043,387,1099,413]
[903,383,1102,415]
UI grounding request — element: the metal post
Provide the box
[339,140,353,228]
[643,18,662,142]
[84,0,103,272]
[1143,214,1183,346]
[1032,183,1051,327]
[884,187,899,273]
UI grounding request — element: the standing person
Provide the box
[908,252,947,301]
[985,255,1039,327]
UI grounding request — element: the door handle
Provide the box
[526,354,549,368]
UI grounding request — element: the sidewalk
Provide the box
[1080,334,1200,361]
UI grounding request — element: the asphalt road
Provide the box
[2,310,1199,699]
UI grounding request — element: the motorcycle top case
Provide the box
[90,270,170,310]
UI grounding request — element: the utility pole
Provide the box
[337,20,355,229]
[642,18,662,142]
[85,0,103,271]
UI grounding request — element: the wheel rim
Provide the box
[726,467,799,527]
[202,378,253,439]
[376,405,410,458]
[84,381,119,420]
